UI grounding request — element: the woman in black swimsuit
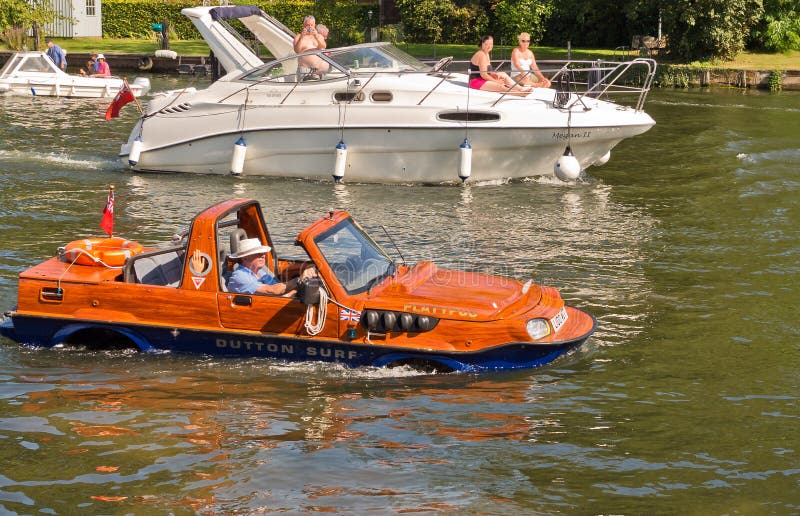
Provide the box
[468,35,530,96]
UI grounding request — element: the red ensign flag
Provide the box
[100,189,114,236]
[105,84,135,121]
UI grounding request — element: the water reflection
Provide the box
[3,83,799,512]
[0,348,581,512]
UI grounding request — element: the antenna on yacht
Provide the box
[380,225,406,266]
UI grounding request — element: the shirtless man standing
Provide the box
[293,15,329,73]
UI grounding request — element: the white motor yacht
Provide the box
[121,5,656,183]
[0,51,150,98]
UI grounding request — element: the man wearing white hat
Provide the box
[227,238,315,296]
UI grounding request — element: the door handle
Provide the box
[232,295,252,306]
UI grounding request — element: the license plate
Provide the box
[550,307,568,333]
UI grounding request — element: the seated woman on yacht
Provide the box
[510,32,551,88]
[468,36,529,96]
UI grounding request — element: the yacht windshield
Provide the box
[240,55,348,82]
[326,43,430,72]
[314,218,394,294]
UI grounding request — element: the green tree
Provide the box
[395,0,445,44]
[493,0,554,45]
[395,0,487,44]
[543,0,659,48]
[751,0,800,51]
[661,0,764,60]
[0,0,61,50]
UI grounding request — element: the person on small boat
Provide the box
[79,53,99,77]
[90,54,111,78]
[45,37,67,70]
[468,36,530,96]
[227,238,316,296]
[510,32,551,88]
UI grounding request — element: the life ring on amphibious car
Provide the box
[63,237,144,267]
[137,56,153,71]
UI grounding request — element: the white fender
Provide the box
[128,136,143,166]
[230,137,247,175]
[594,150,611,167]
[334,141,347,182]
[458,139,472,183]
[554,146,581,181]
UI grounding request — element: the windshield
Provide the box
[0,54,23,77]
[314,218,394,294]
[325,43,430,72]
[239,42,429,83]
[240,55,348,83]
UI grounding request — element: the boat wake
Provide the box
[0,149,115,170]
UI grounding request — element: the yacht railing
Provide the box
[541,58,657,111]
[415,57,656,111]
[470,57,657,110]
[221,56,656,113]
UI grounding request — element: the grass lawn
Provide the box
[6,38,799,70]
[5,37,211,56]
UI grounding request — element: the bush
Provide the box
[101,0,375,47]
[662,0,764,61]
[1,27,27,50]
[658,67,690,88]
[493,0,554,46]
[762,15,800,52]
[749,0,800,52]
[543,0,659,48]
[395,0,487,44]
[769,70,783,91]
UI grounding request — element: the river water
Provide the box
[0,76,798,513]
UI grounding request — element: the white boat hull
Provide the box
[125,122,652,183]
[0,79,146,98]
[0,52,150,98]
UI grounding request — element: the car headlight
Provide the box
[526,318,551,340]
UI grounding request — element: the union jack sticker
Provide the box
[340,309,361,322]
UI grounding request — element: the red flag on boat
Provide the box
[100,187,114,236]
[105,83,135,121]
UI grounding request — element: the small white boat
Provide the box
[121,5,656,183]
[0,51,150,98]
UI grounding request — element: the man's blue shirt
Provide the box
[47,44,67,69]
[227,266,278,294]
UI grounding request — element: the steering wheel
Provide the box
[430,56,453,73]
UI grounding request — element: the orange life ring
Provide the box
[63,237,144,267]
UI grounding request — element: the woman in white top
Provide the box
[511,32,551,88]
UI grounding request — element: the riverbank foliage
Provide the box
[400,0,799,62]
[1,0,798,65]
[100,0,372,48]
